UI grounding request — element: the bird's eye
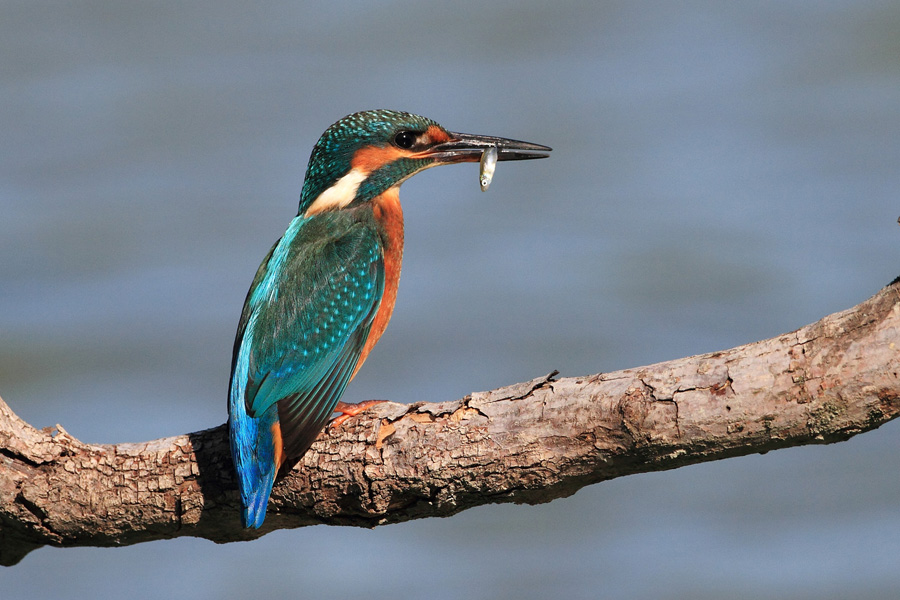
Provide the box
[393,131,417,149]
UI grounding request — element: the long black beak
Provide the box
[423,132,552,163]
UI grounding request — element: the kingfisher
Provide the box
[228,109,550,528]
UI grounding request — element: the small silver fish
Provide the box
[479,145,498,192]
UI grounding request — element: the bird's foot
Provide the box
[329,400,387,430]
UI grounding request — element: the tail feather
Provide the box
[229,401,280,528]
[241,472,276,529]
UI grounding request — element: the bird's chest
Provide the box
[352,187,404,375]
[372,187,404,277]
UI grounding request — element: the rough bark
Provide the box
[1,279,898,566]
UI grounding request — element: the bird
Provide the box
[228,109,551,528]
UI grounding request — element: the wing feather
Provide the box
[234,213,384,461]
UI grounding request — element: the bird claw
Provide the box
[329,400,387,430]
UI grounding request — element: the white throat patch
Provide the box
[304,168,368,216]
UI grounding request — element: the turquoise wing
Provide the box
[234,214,384,460]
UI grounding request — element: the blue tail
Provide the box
[241,469,276,529]
[229,400,280,528]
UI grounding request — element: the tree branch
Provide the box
[2,279,899,566]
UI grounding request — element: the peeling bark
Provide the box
[1,280,898,566]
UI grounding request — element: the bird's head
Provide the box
[298,109,550,216]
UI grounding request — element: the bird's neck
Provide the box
[371,186,404,253]
[301,167,367,217]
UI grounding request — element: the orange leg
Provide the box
[329,400,387,429]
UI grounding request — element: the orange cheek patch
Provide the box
[351,146,407,172]
[424,125,451,144]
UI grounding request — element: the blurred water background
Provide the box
[2,1,899,598]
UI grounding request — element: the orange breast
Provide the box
[352,187,404,378]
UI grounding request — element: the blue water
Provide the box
[2,1,899,598]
